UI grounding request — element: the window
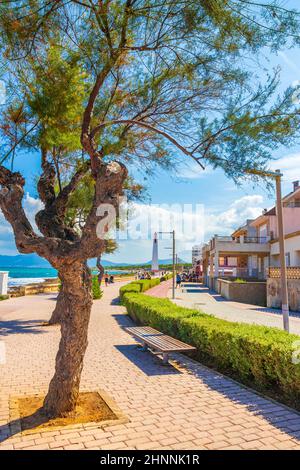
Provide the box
[285,253,291,267]
[259,224,267,238]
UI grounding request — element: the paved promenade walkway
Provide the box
[1,283,300,450]
[145,279,173,298]
[172,283,300,335]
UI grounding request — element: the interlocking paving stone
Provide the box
[173,284,300,334]
[0,282,300,450]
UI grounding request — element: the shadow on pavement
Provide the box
[0,319,47,336]
[181,283,202,288]
[182,284,229,302]
[208,292,231,302]
[250,306,300,319]
[110,296,121,305]
[115,344,182,377]
[185,289,204,293]
[0,413,50,444]
[112,312,182,376]
[179,356,300,440]
[111,313,132,327]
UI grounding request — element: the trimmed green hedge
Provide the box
[123,293,201,337]
[122,290,300,409]
[136,278,161,292]
[160,273,174,282]
[92,276,103,300]
[119,278,160,303]
[0,294,8,301]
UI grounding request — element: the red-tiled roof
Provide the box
[264,207,276,216]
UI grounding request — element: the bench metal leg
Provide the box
[162,353,169,365]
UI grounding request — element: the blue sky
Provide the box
[1,0,300,263]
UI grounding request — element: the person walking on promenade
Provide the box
[96,255,104,287]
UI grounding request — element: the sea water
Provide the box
[3,267,58,287]
[1,267,129,287]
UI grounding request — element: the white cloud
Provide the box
[0,193,43,255]
[0,191,267,262]
[0,216,12,235]
[204,195,264,237]
[124,201,205,245]
[109,196,266,264]
[23,193,44,232]
[269,153,300,183]
[0,207,13,237]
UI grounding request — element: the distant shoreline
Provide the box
[0,267,132,287]
[0,262,191,287]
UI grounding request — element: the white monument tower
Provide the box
[0,271,8,296]
[151,232,159,272]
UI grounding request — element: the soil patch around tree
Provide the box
[9,391,127,434]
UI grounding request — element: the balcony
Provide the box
[269,266,300,280]
[215,236,233,242]
[244,236,268,244]
[213,235,270,254]
[218,267,266,280]
[283,201,300,208]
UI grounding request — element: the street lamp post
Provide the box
[275,170,290,333]
[172,230,175,299]
[159,230,176,300]
[245,168,289,332]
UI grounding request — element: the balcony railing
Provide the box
[215,236,233,242]
[244,236,268,244]
[218,267,266,280]
[214,235,268,245]
[269,267,300,280]
[283,201,300,208]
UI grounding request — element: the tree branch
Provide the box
[0,120,40,166]
[55,160,90,217]
[0,165,58,257]
[79,160,128,259]
[36,159,90,241]
[37,149,56,206]
[90,119,205,169]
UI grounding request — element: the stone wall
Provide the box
[9,279,60,298]
[217,279,267,306]
[267,278,300,312]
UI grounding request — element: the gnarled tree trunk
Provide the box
[96,255,104,286]
[43,261,93,417]
[1,161,127,419]
[48,288,64,325]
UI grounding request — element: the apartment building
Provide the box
[251,180,300,268]
[202,181,300,298]
[192,245,202,266]
[202,220,270,289]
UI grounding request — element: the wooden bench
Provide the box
[126,326,196,364]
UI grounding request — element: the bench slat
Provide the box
[127,326,161,336]
[140,335,195,352]
[126,326,196,353]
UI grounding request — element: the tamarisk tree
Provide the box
[1,0,300,418]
